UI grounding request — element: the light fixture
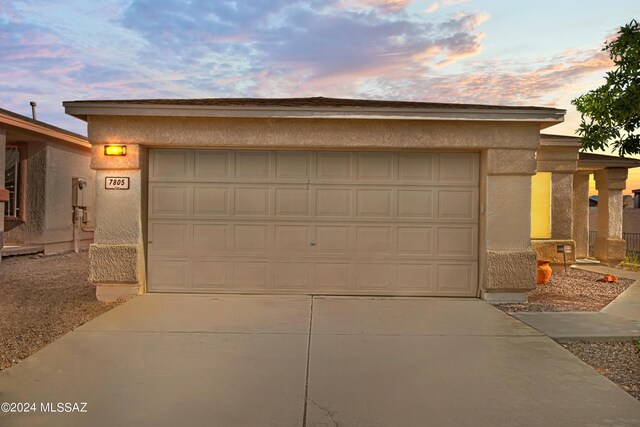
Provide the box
[104,145,127,156]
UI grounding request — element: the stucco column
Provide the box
[89,144,147,301]
[0,129,6,255]
[594,168,627,266]
[551,172,573,239]
[572,173,590,259]
[482,148,537,303]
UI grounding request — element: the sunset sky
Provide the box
[1,0,639,192]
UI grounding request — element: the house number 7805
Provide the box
[105,177,130,190]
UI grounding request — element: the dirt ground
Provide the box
[0,251,121,372]
[495,268,632,313]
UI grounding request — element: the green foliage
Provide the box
[633,338,640,354]
[624,252,640,265]
[572,19,640,156]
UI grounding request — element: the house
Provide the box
[0,107,95,259]
[63,97,614,304]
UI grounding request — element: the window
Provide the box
[531,172,551,239]
[4,146,23,219]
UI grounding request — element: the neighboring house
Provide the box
[531,134,640,267]
[0,107,95,259]
[65,97,569,304]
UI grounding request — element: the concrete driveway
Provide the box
[1,295,639,427]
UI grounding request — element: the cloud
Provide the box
[118,0,489,92]
[355,46,612,106]
[339,0,412,12]
[0,0,619,138]
[425,0,468,14]
[425,3,440,13]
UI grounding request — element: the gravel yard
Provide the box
[560,340,640,401]
[0,251,121,372]
[496,268,632,313]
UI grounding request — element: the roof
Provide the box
[540,133,581,141]
[0,107,89,149]
[65,96,560,110]
[578,152,640,170]
[64,96,565,128]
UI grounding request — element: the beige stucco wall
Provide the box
[484,158,537,295]
[5,141,47,244]
[551,173,574,239]
[0,130,5,255]
[89,147,147,298]
[88,116,542,150]
[86,116,543,301]
[593,168,627,265]
[536,145,579,172]
[4,141,95,253]
[573,173,590,258]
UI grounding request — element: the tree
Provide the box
[572,19,640,156]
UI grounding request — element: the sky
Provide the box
[1,0,639,191]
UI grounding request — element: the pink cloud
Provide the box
[425,3,440,13]
[340,0,412,12]
[426,0,469,13]
[365,45,613,106]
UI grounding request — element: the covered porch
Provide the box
[532,134,640,267]
[574,153,640,265]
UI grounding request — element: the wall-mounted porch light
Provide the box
[104,145,127,156]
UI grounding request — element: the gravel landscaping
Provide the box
[495,268,632,313]
[560,340,640,401]
[0,251,122,372]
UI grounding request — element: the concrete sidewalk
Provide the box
[1,295,639,426]
[512,265,640,340]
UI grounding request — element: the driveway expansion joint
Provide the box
[302,296,314,427]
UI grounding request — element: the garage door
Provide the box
[147,150,479,296]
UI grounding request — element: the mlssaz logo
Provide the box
[40,402,88,413]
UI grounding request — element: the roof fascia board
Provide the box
[539,139,582,147]
[578,159,640,169]
[63,102,565,124]
[0,113,89,148]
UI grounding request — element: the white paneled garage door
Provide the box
[147,150,479,296]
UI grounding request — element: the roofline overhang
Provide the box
[0,111,89,149]
[63,102,565,128]
[577,159,640,170]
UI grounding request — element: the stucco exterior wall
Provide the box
[86,116,543,302]
[89,147,147,299]
[0,130,5,255]
[4,141,95,253]
[5,141,47,244]
[573,173,590,258]
[551,173,573,239]
[88,116,542,150]
[484,170,537,296]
